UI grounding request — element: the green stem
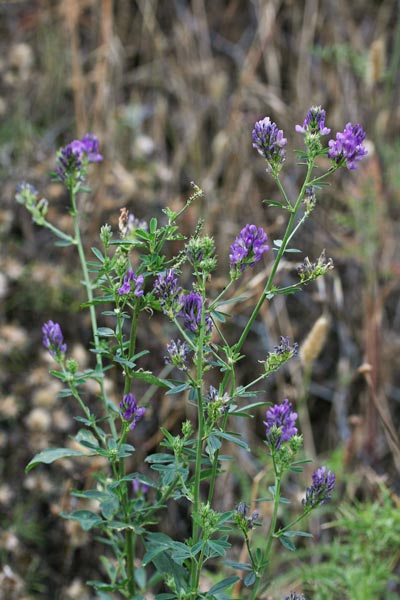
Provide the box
[206,161,316,508]
[70,188,117,437]
[274,507,312,538]
[190,276,208,589]
[124,300,141,395]
[43,219,75,243]
[234,159,315,355]
[126,529,136,596]
[250,466,282,600]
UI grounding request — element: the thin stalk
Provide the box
[43,219,75,243]
[250,466,282,600]
[70,188,117,437]
[206,161,316,505]
[234,159,315,356]
[274,506,312,538]
[123,300,140,395]
[190,276,208,589]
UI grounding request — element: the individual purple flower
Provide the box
[153,269,182,316]
[56,133,103,182]
[285,593,306,600]
[80,133,103,163]
[118,269,144,297]
[179,291,213,336]
[164,339,190,371]
[252,117,287,172]
[296,106,330,136]
[229,224,269,278]
[56,140,85,181]
[328,123,367,170]
[119,393,146,431]
[302,466,336,508]
[132,476,149,495]
[264,399,298,450]
[42,320,67,358]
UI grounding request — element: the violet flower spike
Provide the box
[285,594,306,600]
[56,134,103,182]
[229,224,269,277]
[328,122,367,170]
[252,117,287,172]
[118,269,144,297]
[179,291,213,335]
[264,399,298,450]
[153,269,182,316]
[119,393,146,431]
[295,106,331,136]
[42,320,67,358]
[164,339,190,371]
[302,466,336,508]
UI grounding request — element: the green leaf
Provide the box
[281,530,313,538]
[61,509,103,531]
[145,453,174,464]
[206,538,231,558]
[166,382,191,395]
[273,239,283,247]
[214,431,250,451]
[208,576,240,594]
[97,327,115,337]
[224,560,252,572]
[206,434,222,459]
[74,428,100,448]
[284,247,302,253]
[262,199,284,208]
[149,217,158,233]
[25,447,88,473]
[279,535,296,551]
[131,371,174,389]
[100,494,120,519]
[91,247,105,262]
[54,239,74,247]
[244,572,256,587]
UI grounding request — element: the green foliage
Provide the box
[282,485,400,599]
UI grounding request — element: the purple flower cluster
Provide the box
[118,269,144,297]
[179,291,213,336]
[285,593,306,600]
[229,224,269,277]
[252,117,287,171]
[296,106,330,136]
[274,336,299,356]
[328,123,367,170]
[235,501,260,530]
[264,399,298,450]
[15,181,38,199]
[119,393,146,431]
[297,249,334,282]
[302,466,336,508]
[56,133,103,182]
[164,339,190,371]
[42,320,67,358]
[153,269,182,315]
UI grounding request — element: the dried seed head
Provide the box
[299,315,330,369]
[366,39,385,88]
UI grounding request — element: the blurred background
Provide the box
[1,1,400,598]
